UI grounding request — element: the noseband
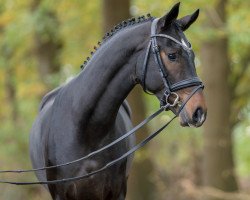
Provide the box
[0,18,204,185]
[142,18,203,109]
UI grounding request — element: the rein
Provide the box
[0,113,175,185]
[0,108,165,174]
[0,18,204,185]
[0,85,202,185]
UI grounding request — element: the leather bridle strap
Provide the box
[170,77,202,91]
[151,19,171,94]
[142,41,153,94]
[152,34,192,51]
[176,84,204,115]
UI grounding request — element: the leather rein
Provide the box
[0,18,204,185]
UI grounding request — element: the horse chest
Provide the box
[61,163,127,200]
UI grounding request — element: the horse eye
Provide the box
[168,53,177,61]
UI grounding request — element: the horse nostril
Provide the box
[192,107,203,124]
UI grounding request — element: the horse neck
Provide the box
[60,22,150,135]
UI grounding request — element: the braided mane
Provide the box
[80,14,153,69]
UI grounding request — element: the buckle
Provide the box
[160,92,180,111]
[166,92,180,107]
[152,45,160,53]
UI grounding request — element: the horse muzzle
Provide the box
[179,106,207,127]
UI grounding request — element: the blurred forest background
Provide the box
[0,0,249,199]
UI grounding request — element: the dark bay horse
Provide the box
[30,3,207,200]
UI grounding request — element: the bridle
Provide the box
[142,18,203,110]
[0,18,204,185]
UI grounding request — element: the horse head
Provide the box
[136,3,207,127]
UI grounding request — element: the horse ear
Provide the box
[159,2,180,30]
[177,9,199,31]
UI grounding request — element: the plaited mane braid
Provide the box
[80,14,153,69]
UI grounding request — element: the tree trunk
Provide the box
[102,0,130,33]
[102,1,156,199]
[126,86,156,200]
[31,0,62,90]
[201,0,238,198]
